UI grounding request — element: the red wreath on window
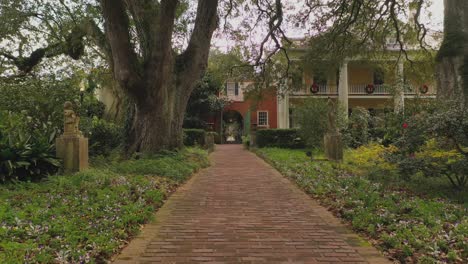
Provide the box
[420,84,429,94]
[310,83,319,94]
[365,84,375,94]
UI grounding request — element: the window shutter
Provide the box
[235,82,239,96]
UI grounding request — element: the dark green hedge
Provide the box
[183,129,206,147]
[256,129,305,149]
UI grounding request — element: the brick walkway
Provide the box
[114,145,391,264]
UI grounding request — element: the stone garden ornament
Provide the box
[56,101,89,172]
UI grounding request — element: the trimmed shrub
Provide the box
[86,117,123,156]
[183,129,206,147]
[256,129,305,149]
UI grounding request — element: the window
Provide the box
[257,111,269,127]
[373,68,385,85]
[226,82,235,96]
[225,82,240,96]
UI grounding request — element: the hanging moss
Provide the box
[16,48,46,72]
[65,28,85,60]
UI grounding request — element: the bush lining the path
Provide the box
[256,129,305,149]
[183,129,206,147]
[0,148,209,263]
[256,148,467,263]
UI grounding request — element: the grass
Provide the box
[256,147,467,264]
[0,148,209,263]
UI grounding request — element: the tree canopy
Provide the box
[0,0,462,152]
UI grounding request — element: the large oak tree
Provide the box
[100,0,219,152]
[2,0,466,154]
[1,0,288,153]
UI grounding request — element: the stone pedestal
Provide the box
[324,133,343,161]
[204,133,215,153]
[56,133,89,173]
[250,124,257,148]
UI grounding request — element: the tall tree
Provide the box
[0,0,287,153]
[100,0,219,152]
[436,0,468,100]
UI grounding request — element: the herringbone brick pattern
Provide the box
[114,145,391,264]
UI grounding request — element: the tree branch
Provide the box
[176,0,219,91]
[101,0,141,94]
[125,0,158,59]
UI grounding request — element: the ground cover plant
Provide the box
[0,148,209,263]
[256,148,467,263]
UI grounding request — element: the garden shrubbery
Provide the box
[293,98,347,149]
[86,117,123,156]
[387,100,468,189]
[0,111,60,182]
[346,107,371,148]
[257,148,467,263]
[256,129,305,148]
[0,75,125,181]
[183,129,206,146]
[0,148,209,263]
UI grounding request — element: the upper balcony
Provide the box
[291,84,436,97]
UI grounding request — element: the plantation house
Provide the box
[210,37,439,142]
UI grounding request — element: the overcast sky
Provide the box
[426,0,444,30]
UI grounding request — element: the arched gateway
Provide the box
[222,110,243,144]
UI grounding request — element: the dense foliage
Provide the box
[0,77,81,130]
[256,129,305,149]
[86,117,123,157]
[0,148,209,263]
[293,99,328,148]
[293,99,347,149]
[184,74,225,129]
[0,75,123,181]
[346,107,371,148]
[387,100,468,189]
[0,111,60,182]
[183,129,206,147]
[257,148,467,263]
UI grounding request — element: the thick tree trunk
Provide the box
[436,0,468,100]
[101,0,218,154]
[127,83,192,153]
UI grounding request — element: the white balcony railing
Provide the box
[349,84,436,95]
[291,84,435,96]
[292,85,338,95]
[349,84,389,95]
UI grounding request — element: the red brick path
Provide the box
[114,145,391,264]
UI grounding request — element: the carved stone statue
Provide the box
[56,101,88,172]
[63,101,80,135]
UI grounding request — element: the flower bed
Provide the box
[256,147,467,263]
[0,148,209,263]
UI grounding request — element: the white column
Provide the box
[394,61,405,114]
[338,62,349,116]
[277,90,290,129]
